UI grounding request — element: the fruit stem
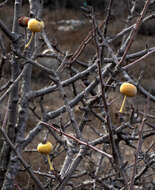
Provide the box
[47,154,54,171]
[119,95,127,113]
[25,32,34,49]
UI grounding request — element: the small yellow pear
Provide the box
[27,18,44,32]
[119,82,137,113]
[37,141,53,154]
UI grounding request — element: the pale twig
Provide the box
[0,19,18,42]
[0,67,26,104]
[0,127,45,190]
[1,102,9,130]
[14,50,57,77]
[0,0,8,8]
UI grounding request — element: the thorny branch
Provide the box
[0,0,155,189]
[129,112,147,190]
[0,127,45,190]
[41,121,112,159]
[117,0,151,68]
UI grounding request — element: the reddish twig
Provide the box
[123,48,155,70]
[40,121,113,159]
[14,183,22,190]
[117,0,151,68]
[103,0,113,37]
[69,20,105,63]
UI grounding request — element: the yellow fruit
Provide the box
[120,82,137,97]
[119,82,137,113]
[25,18,44,48]
[37,141,54,171]
[37,141,52,154]
[27,18,44,32]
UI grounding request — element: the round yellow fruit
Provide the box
[27,18,44,32]
[120,82,137,97]
[37,141,52,154]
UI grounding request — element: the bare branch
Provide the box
[0,0,8,8]
[40,121,112,159]
[128,116,147,189]
[0,127,45,190]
